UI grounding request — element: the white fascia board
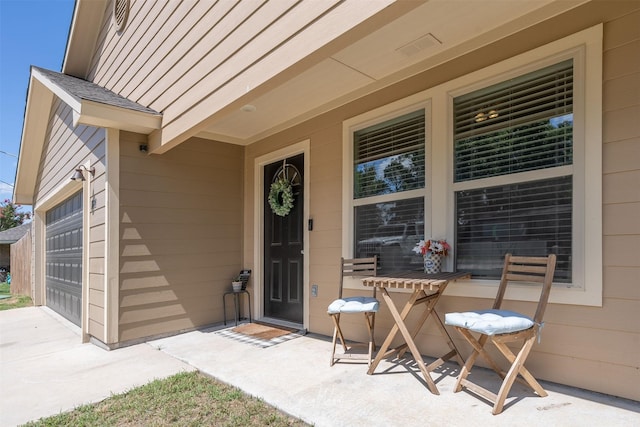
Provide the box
[194,131,247,146]
[74,100,162,134]
[32,68,161,134]
[13,76,55,205]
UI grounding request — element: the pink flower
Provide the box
[412,239,450,256]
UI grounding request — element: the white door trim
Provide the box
[34,164,91,342]
[253,140,310,329]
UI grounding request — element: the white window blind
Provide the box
[454,60,573,182]
[453,60,573,281]
[354,110,425,198]
[456,177,572,280]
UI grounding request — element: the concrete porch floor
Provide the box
[152,323,639,426]
[1,307,638,426]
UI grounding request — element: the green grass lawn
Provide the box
[23,371,309,426]
[0,281,33,310]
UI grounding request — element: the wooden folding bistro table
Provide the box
[363,271,471,395]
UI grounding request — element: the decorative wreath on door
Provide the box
[268,178,294,217]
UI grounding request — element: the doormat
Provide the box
[216,322,303,348]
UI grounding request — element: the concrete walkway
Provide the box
[2,307,639,426]
[0,307,195,427]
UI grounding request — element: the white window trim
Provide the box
[342,99,431,289]
[33,164,92,342]
[342,24,603,306]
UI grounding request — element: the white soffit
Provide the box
[205,58,375,142]
[332,0,555,79]
[200,0,585,145]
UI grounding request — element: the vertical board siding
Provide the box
[117,134,243,343]
[9,227,32,297]
[37,100,107,340]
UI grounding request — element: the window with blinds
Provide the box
[454,60,573,182]
[354,110,425,198]
[456,177,572,280]
[352,109,426,273]
[453,60,573,281]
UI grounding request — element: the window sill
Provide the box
[442,278,602,307]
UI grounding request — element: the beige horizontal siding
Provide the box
[603,138,640,175]
[604,266,640,300]
[90,0,166,88]
[107,1,200,95]
[601,8,640,402]
[38,102,104,200]
[91,0,216,96]
[117,134,244,343]
[88,284,104,341]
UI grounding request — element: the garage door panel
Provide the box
[46,191,83,326]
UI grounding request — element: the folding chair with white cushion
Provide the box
[328,257,378,367]
[445,254,556,415]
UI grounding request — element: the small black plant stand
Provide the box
[223,290,252,326]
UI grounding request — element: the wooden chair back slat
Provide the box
[533,254,557,324]
[504,273,547,283]
[507,264,549,274]
[339,256,377,299]
[493,253,557,324]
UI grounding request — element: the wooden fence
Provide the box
[10,227,32,297]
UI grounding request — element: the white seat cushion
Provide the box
[328,297,379,314]
[445,309,534,336]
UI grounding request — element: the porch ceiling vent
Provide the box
[113,0,129,33]
[396,33,442,57]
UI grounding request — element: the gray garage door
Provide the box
[46,191,83,326]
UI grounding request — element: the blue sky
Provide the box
[0,0,75,211]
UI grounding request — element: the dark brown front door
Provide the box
[263,154,304,323]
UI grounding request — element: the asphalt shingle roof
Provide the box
[33,66,160,115]
[0,222,31,244]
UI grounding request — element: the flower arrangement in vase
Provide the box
[412,239,450,274]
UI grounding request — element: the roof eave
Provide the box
[13,75,54,205]
[74,100,162,134]
[13,68,161,205]
[62,0,108,78]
